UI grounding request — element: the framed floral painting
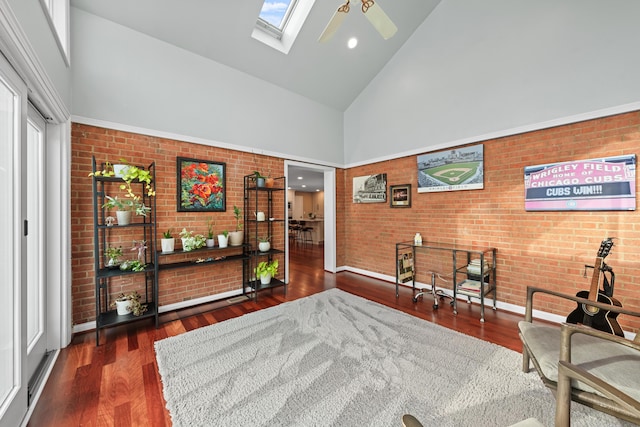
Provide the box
[177,157,226,212]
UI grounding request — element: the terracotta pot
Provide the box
[264,177,274,188]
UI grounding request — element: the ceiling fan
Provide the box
[318,0,398,43]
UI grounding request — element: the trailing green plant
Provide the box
[90,158,155,214]
[119,160,156,198]
[254,259,278,279]
[110,291,148,316]
[89,161,115,177]
[163,228,173,239]
[233,205,243,231]
[119,260,146,272]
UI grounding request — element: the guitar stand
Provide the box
[413,272,455,310]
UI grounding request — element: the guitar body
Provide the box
[566,290,624,337]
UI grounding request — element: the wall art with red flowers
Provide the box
[177,157,226,212]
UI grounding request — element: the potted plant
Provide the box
[161,229,175,253]
[179,228,206,251]
[252,170,266,188]
[90,158,155,209]
[228,205,244,246]
[110,291,148,316]
[119,260,146,272]
[218,230,229,248]
[254,259,278,285]
[103,195,150,225]
[258,236,271,252]
[105,245,122,268]
[119,159,156,199]
[206,219,216,248]
[264,169,274,188]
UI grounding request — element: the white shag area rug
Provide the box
[155,288,630,427]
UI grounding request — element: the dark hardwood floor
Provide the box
[28,243,523,426]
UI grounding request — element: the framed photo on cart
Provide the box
[390,184,411,208]
[177,157,226,212]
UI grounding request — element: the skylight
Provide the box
[252,0,315,54]
[257,0,298,40]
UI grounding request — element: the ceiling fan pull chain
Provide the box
[361,0,374,13]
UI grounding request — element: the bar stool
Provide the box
[298,221,313,247]
[289,220,300,245]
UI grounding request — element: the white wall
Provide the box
[71,8,344,165]
[7,0,71,110]
[344,0,640,165]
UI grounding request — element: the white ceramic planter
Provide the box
[260,273,272,285]
[116,210,132,226]
[115,299,132,315]
[113,164,130,177]
[217,234,228,248]
[161,238,175,253]
[259,241,270,252]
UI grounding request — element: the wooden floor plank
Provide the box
[28,244,523,426]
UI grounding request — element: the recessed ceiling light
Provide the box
[301,184,306,188]
[347,37,358,49]
[297,176,303,180]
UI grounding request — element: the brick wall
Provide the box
[72,111,640,331]
[344,111,640,330]
[71,124,284,325]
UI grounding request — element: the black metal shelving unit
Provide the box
[91,157,158,345]
[243,174,287,301]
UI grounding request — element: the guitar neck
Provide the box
[588,257,603,300]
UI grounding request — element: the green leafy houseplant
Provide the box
[103,195,151,217]
[207,219,215,239]
[119,260,146,272]
[179,228,206,251]
[90,158,155,216]
[110,291,148,316]
[254,259,278,282]
[105,246,122,267]
[233,205,243,231]
[163,228,173,239]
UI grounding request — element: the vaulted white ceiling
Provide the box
[70,0,441,111]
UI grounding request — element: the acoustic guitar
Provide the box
[566,237,624,337]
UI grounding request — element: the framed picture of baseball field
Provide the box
[417,144,484,193]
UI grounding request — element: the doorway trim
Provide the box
[284,161,336,274]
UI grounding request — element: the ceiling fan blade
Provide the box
[362,1,397,40]
[318,3,350,43]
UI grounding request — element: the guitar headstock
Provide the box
[597,237,614,259]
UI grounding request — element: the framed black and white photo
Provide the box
[353,174,387,203]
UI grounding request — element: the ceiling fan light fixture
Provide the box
[361,0,397,40]
[318,0,397,43]
[318,1,350,43]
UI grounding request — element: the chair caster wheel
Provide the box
[433,304,438,310]
[412,297,418,303]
